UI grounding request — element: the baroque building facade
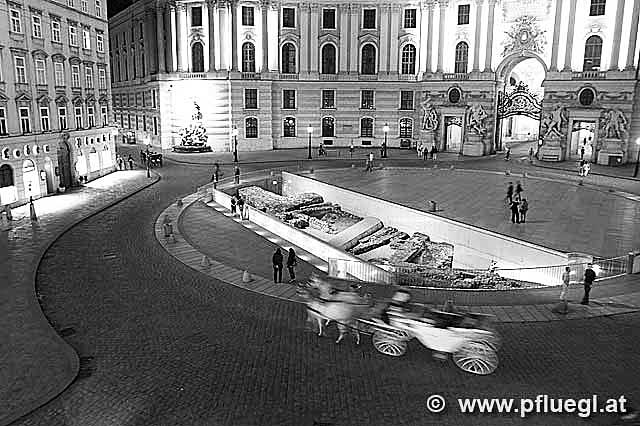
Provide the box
[0,0,117,209]
[110,0,640,166]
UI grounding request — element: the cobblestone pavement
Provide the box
[8,155,639,426]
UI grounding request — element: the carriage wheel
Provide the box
[453,341,498,375]
[372,331,407,357]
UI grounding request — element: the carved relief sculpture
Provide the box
[540,106,567,139]
[599,109,628,141]
[467,103,488,136]
[421,94,439,131]
[502,15,547,57]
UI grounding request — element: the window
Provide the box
[244,88,258,109]
[19,108,31,133]
[454,42,469,73]
[35,59,46,84]
[400,91,414,110]
[81,0,88,12]
[54,63,64,86]
[82,29,90,49]
[75,106,82,128]
[448,87,462,103]
[58,106,67,129]
[71,65,80,87]
[97,34,104,52]
[67,0,74,7]
[101,106,108,125]
[283,117,296,137]
[399,118,413,138]
[192,42,204,72]
[282,89,296,109]
[321,44,337,74]
[40,107,50,131]
[51,21,61,42]
[245,117,258,138]
[32,15,42,38]
[10,9,22,33]
[360,117,373,137]
[363,9,376,29]
[87,106,95,127]
[282,8,295,28]
[583,35,603,71]
[404,9,417,28]
[590,0,606,16]
[242,42,255,72]
[153,116,158,135]
[192,6,202,26]
[323,9,336,29]
[98,69,106,89]
[0,165,13,187]
[322,117,335,137]
[95,0,102,17]
[242,6,254,26]
[579,88,595,106]
[85,67,93,88]
[361,90,374,109]
[0,108,7,135]
[401,45,416,74]
[361,44,376,74]
[322,90,335,109]
[281,43,296,73]
[69,25,78,46]
[15,56,27,83]
[458,4,470,25]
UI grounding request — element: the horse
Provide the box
[297,275,372,344]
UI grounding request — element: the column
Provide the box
[483,0,496,72]
[339,4,349,73]
[549,0,563,71]
[609,0,625,70]
[300,4,310,73]
[156,7,166,73]
[310,4,319,72]
[379,5,390,73]
[436,1,447,73]
[180,5,189,71]
[219,4,229,70]
[231,0,239,71]
[625,0,640,70]
[261,1,269,72]
[145,12,155,74]
[389,5,400,73]
[562,0,577,71]
[349,4,359,73]
[268,4,279,71]
[168,5,176,72]
[472,0,483,71]
[207,0,216,71]
[419,5,428,73]
[175,4,183,71]
[426,3,434,72]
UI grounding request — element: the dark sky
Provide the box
[107,0,133,18]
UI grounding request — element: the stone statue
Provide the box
[600,109,628,140]
[467,103,488,135]
[540,106,567,139]
[421,94,439,131]
[192,101,203,122]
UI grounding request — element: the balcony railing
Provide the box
[319,73,338,80]
[443,72,470,80]
[279,73,298,80]
[241,72,261,80]
[178,72,207,79]
[359,73,378,80]
[572,70,607,80]
[398,74,417,81]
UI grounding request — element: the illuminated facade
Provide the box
[110,0,640,165]
[0,0,117,209]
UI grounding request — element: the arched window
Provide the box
[283,117,296,137]
[399,118,413,138]
[401,45,416,75]
[454,42,469,73]
[361,44,376,75]
[242,42,256,72]
[322,117,335,137]
[245,117,258,138]
[192,42,204,72]
[360,117,374,137]
[583,35,603,71]
[281,43,296,73]
[321,44,337,74]
[0,164,14,187]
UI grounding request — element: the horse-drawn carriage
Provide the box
[297,276,500,375]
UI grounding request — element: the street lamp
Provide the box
[232,125,239,163]
[634,138,640,178]
[307,125,313,160]
[382,123,390,158]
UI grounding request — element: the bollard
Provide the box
[505,170,511,176]
[450,165,454,170]
[522,171,527,178]
[429,200,437,212]
[163,222,173,238]
[176,198,183,207]
[200,255,211,268]
[29,197,38,222]
[242,270,253,283]
[168,233,176,243]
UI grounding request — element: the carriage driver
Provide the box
[381,289,413,324]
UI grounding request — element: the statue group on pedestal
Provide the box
[421,94,439,132]
[599,109,628,141]
[540,106,567,139]
[466,103,488,136]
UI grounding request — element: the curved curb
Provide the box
[3,171,161,426]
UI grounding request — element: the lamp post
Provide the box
[144,137,151,178]
[634,138,640,178]
[382,123,390,158]
[307,125,313,160]
[232,125,239,163]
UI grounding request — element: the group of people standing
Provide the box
[417,142,438,161]
[272,247,298,283]
[506,181,529,224]
[230,193,247,219]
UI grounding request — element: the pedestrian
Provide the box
[214,162,220,182]
[581,263,596,305]
[578,159,585,176]
[510,198,520,223]
[506,182,514,203]
[127,155,134,170]
[272,248,284,283]
[515,181,523,201]
[582,161,590,177]
[286,248,297,282]
[349,142,355,158]
[559,266,571,313]
[504,146,511,161]
[117,156,124,171]
[237,196,245,219]
[580,145,585,160]
[528,147,534,163]
[430,143,437,161]
[417,142,423,159]
[230,195,237,216]
[367,151,374,172]
[519,198,528,223]
[319,142,325,156]
[234,165,240,184]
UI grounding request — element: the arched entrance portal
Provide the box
[494,54,547,153]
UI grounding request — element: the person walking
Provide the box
[580,143,585,160]
[515,181,524,201]
[272,248,284,283]
[519,198,529,223]
[349,142,355,158]
[212,162,220,182]
[581,263,596,305]
[286,248,297,282]
[234,165,240,184]
[127,155,135,170]
[510,198,520,223]
[504,146,511,161]
[430,143,437,161]
[582,161,590,177]
[237,196,245,219]
[578,159,585,177]
[506,182,514,204]
[367,152,374,172]
[417,142,423,159]
[117,156,124,171]
[528,147,534,163]
[230,195,237,216]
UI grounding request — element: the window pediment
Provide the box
[319,33,339,46]
[86,95,96,103]
[69,56,82,65]
[31,49,49,59]
[398,34,416,46]
[55,94,68,105]
[72,96,84,106]
[37,94,51,105]
[15,93,32,105]
[358,33,378,45]
[98,95,109,105]
[0,92,9,104]
[51,53,66,62]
